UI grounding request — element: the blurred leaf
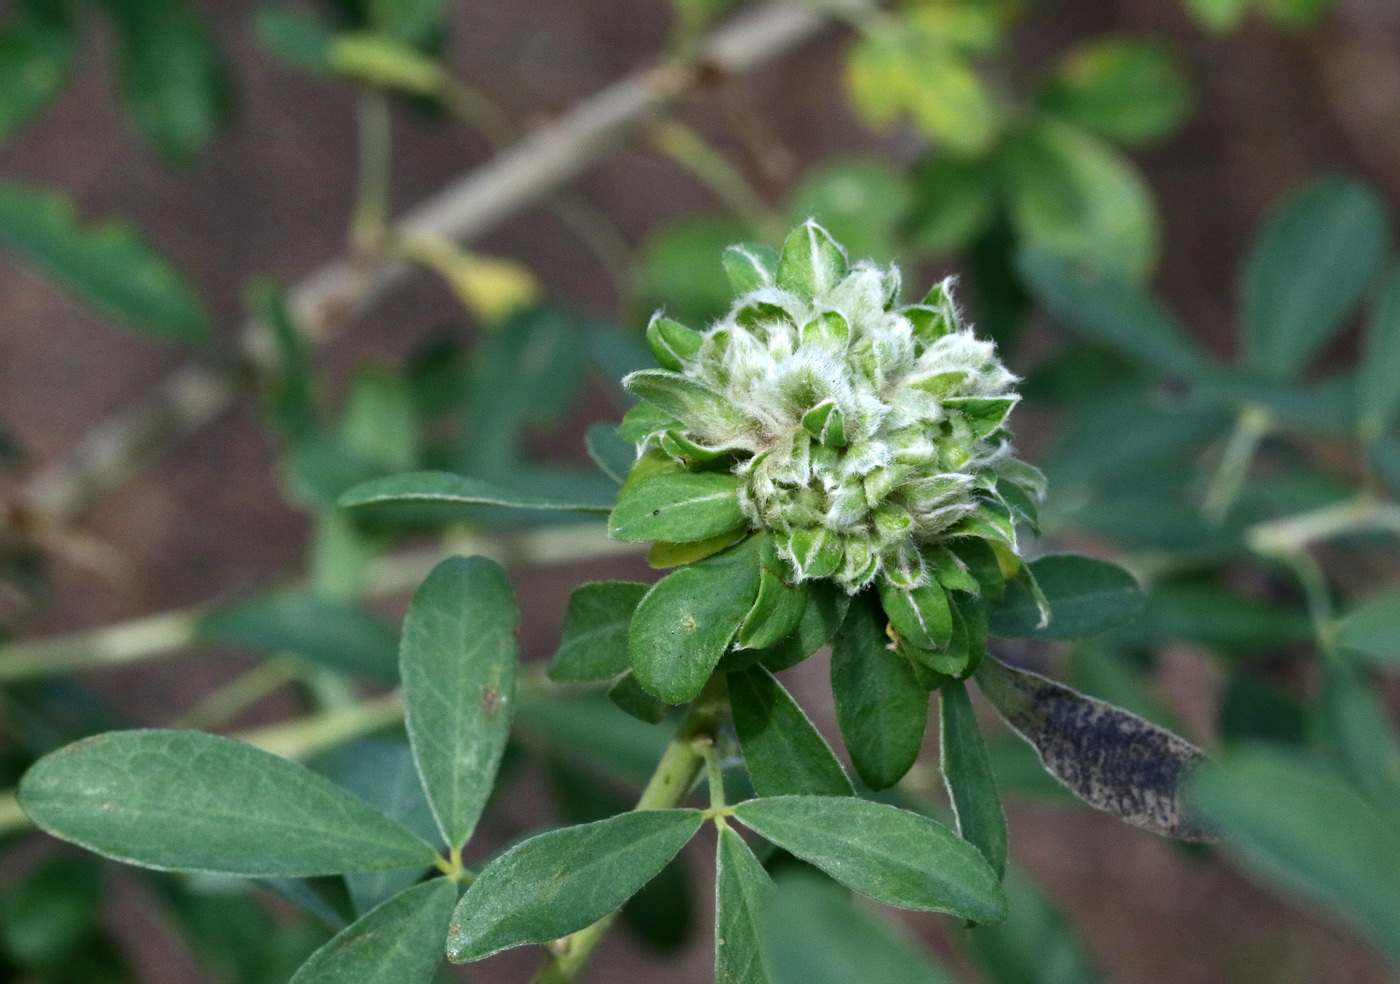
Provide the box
[98,0,233,164]
[1112,582,1311,654]
[961,866,1105,984]
[445,810,703,962]
[1003,122,1159,282]
[338,470,612,512]
[288,879,456,984]
[762,868,957,984]
[989,554,1143,641]
[716,826,774,984]
[0,182,209,344]
[200,590,399,681]
[967,219,1032,349]
[1068,644,1179,732]
[830,594,928,791]
[1182,0,1249,32]
[729,665,854,798]
[630,538,763,703]
[1040,38,1191,147]
[0,856,102,968]
[517,693,671,787]
[786,160,908,263]
[251,281,317,439]
[1242,176,1388,380]
[905,152,997,256]
[607,670,671,724]
[639,216,749,327]
[586,422,635,484]
[1359,267,1400,443]
[975,656,1209,839]
[1312,659,1400,814]
[1335,591,1400,668]
[1259,0,1331,28]
[1018,250,1211,380]
[19,730,438,875]
[549,581,648,683]
[984,734,1077,802]
[1218,674,1306,747]
[401,556,517,852]
[731,796,1005,922]
[341,367,416,472]
[255,8,333,74]
[328,32,445,95]
[940,680,1006,877]
[0,0,74,144]
[369,0,453,47]
[1187,749,1400,972]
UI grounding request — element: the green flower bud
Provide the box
[619,219,1041,593]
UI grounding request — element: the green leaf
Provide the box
[630,540,764,703]
[729,666,854,797]
[989,553,1143,640]
[722,242,779,295]
[975,656,1208,839]
[549,581,648,683]
[761,582,851,672]
[608,670,671,724]
[1311,659,1400,815]
[338,470,612,513]
[1359,267,1400,443]
[762,869,957,984]
[786,160,909,263]
[1040,39,1191,148]
[445,809,704,962]
[254,8,334,75]
[609,471,745,543]
[288,880,456,984]
[1187,750,1400,972]
[1182,0,1249,32]
[1260,0,1330,29]
[905,152,997,256]
[737,550,808,651]
[1018,249,1212,381]
[939,680,1006,877]
[1112,582,1312,654]
[731,796,1006,923]
[18,730,438,876]
[0,0,74,144]
[1334,590,1400,668]
[649,528,749,569]
[98,0,233,164]
[878,578,952,651]
[340,367,416,472]
[368,0,453,46]
[646,314,704,372]
[1002,121,1159,282]
[962,866,1105,984]
[777,220,848,297]
[831,595,928,790]
[585,422,635,485]
[715,826,775,984]
[250,281,317,439]
[0,855,101,968]
[624,370,750,437]
[1243,176,1389,380]
[0,182,209,344]
[401,556,518,852]
[199,590,398,681]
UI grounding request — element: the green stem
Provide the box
[1202,403,1272,523]
[351,90,393,250]
[169,658,302,730]
[1247,494,1400,556]
[648,120,784,242]
[529,675,729,984]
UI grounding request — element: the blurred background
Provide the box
[2,0,1399,982]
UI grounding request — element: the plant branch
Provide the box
[529,674,729,984]
[19,4,829,530]
[1246,495,1400,557]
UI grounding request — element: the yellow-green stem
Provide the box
[351,90,393,250]
[528,674,729,984]
[1203,403,1273,523]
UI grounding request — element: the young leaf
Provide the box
[989,553,1143,640]
[99,0,233,164]
[549,581,649,683]
[0,0,74,145]
[722,242,779,295]
[777,220,848,297]
[288,879,456,984]
[731,796,1005,923]
[939,680,1006,877]
[1243,176,1389,380]
[445,809,704,962]
[18,730,439,876]
[608,471,745,543]
[1334,590,1400,668]
[338,471,612,513]
[961,866,1106,984]
[624,370,750,436]
[737,561,808,651]
[830,595,928,790]
[974,656,1208,839]
[199,591,399,681]
[762,869,957,984]
[630,540,763,703]
[716,826,775,984]
[728,666,853,797]
[877,578,953,651]
[1187,750,1400,972]
[1359,268,1400,443]
[649,528,750,569]
[0,182,209,344]
[401,556,518,852]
